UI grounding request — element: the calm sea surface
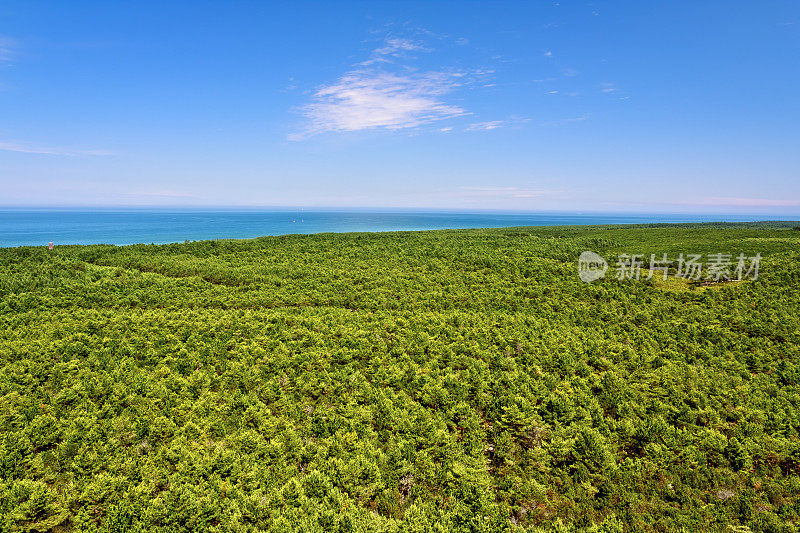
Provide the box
[0,209,790,247]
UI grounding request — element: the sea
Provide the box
[0,208,793,248]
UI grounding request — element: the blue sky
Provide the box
[1,1,798,213]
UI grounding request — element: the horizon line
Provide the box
[1,205,799,219]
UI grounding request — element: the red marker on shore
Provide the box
[48,242,53,250]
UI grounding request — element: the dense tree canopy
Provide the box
[1,222,799,532]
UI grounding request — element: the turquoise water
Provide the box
[0,209,791,247]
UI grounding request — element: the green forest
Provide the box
[1,222,799,532]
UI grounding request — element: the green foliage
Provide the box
[1,222,799,531]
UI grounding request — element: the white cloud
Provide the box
[290,37,474,139]
[0,141,114,156]
[467,120,504,131]
[291,71,468,139]
[600,82,616,93]
[543,50,553,57]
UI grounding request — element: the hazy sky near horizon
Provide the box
[1,1,799,213]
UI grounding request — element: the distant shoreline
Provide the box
[1,210,798,248]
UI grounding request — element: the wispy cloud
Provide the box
[0,141,115,156]
[127,190,193,199]
[600,82,616,93]
[290,36,476,140]
[457,186,562,199]
[0,36,14,62]
[291,71,467,140]
[542,114,590,126]
[467,120,504,131]
[692,197,800,207]
[365,38,429,64]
